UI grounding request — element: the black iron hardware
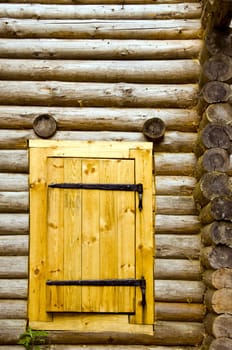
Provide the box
[47,277,146,307]
[49,182,143,211]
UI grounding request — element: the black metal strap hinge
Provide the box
[47,277,146,307]
[49,182,143,211]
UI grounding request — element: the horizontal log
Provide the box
[201,221,232,247]
[155,280,204,302]
[201,246,232,269]
[155,176,196,195]
[0,300,27,319]
[0,19,202,40]
[0,279,28,299]
[0,59,200,84]
[156,196,197,215]
[0,173,28,192]
[0,106,200,132]
[0,4,201,20]
[0,192,28,212]
[155,153,196,176]
[200,197,232,224]
[201,81,232,104]
[0,150,28,173]
[0,81,198,108]
[0,347,201,350]
[0,38,203,59]
[0,130,197,152]
[205,288,232,314]
[156,302,205,321]
[203,268,232,289]
[156,234,200,259]
[208,337,232,350]
[3,0,201,3]
[204,313,232,338]
[0,213,28,235]
[155,259,201,280]
[206,28,232,56]
[0,319,27,345]
[155,215,200,234]
[0,256,28,278]
[195,149,230,179]
[200,103,232,129]
[0,235,28,255]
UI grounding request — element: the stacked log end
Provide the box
[195,4,232,348]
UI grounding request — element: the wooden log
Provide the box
[156,234,200,259]
[33,114,57,138]
[201,81,232,104]
[193,172,232,207]
[200,103,232,129]
[0,213,28,234]
[201,246,232,269]
[0,235,28,255]
[208,337,232,350]
[206,28,232,56]
[204,313,232,338]
[155,176,196,195]
[156,302,205,321]
[203,268,232,289]
[142,118,166,141]
[0,38,203,60]
[155,153,196,176]
[156,195,197,215]
[0,300,27,319]
[0,173,28,191]
[0,256,28,278]
[47,321,204,345]
[195,149,230,179]
[0,4,202,20]
[155,215,200,234]
[203,54,232,82]
[0,19,202,40]
[0,81,198,108]
[3,0,202,3]
[0,59,200,83]
[0,319,27,345]
[0,106,200,132]
[0,192,28,212]
[195,123,232,157]
[0,279,28,299]
[205,288,232,314]
[200,197,232,224]
[0,347,201,350]
[0,150,28,173]
[155,259,201,280]
[155,280,204,302]
[202,221,232,247]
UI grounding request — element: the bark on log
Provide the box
[0,256,28,278]
[0,4,201,20]
[203,54,232,82]
[0,319,27,345]
[155,280,204,302]
[0,106,200,132]
[0,192,28,212]
[156,302,205,321]
[0,300,27,319]
[204,313,232,338]
[200,103,232,129]
[0,235,28,256]
[195,149,230,179]
[193,172,232,207]
[0,81,198,108]
[201,246,232,269]
[0,347,201,350]
[155,215,200,234]
[202,221,232,247]
[155,259,201,280]
[201,81,232,104]
[200,197,232,224]
[203,268,232,289]
[156,176,196,195]
[154,153,196,176]
[205,288,232,314]
[0,59,200,83]
[0,38,203,60]
[0,279,28,299]
[0,213,28,234]
[156,234,200,259]
[0,173,28,192]
[208,337,232,350]
[0,19,202,40]
[156,195,197,215]
[206,28,232,56]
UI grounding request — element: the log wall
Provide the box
[196,1,232,349]
[0,0,204,348]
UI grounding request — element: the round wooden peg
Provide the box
[33,114,57,139]
[142,118,166,141]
